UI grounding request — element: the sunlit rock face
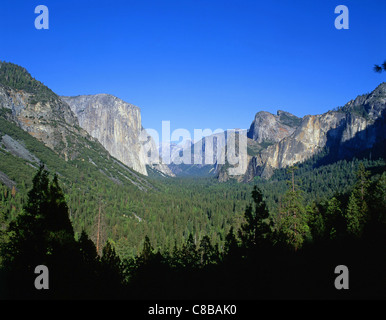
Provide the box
[225,83,386,182]
[0,84,89,161]
[61,94,174,177]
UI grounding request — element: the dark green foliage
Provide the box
[272,167,311,251]
[126,162,386,299]
[0,161,385,299]
[238,185,270,251]
[0,61,57,104]
[100,240,124,291]
[180,233,199,268]
[0,112,385,298]
[373,60,386,73]
[139,235,154,264]
[134,162,386,299]
[0,165,79,298]
[370,171,386,223]
[0,201,8,268]
[344,163,370,237]
[0,166,129,298]
[278,112,302,127]
[78,229,98,269]
[198,235,219,266]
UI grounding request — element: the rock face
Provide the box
[62,94,147,175]
[168,130,244,177]
[0,84,89,161]
[239,82,386,181]
[61,94,174,177]
[247,110,301,143]
[1,134,40,163]
[174,111,302,179]
[0,61,158,192]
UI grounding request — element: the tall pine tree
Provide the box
[238,185,271,251]
[276,166,310,251]
[345,163,370,237]
[1,165,80,298]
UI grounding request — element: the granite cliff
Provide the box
[0,66,91,161]
[61,94,174,177]
[229,82,386,182]
[247,110,301,143]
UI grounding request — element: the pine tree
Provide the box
[100,240,123,293]
[276,167,310,251]
[325,196,344,239]
[372,172,386,223]
[345,163,370,237]
[0,201,9,268]
[355,163,370,202]
[140,235,154,263]
[198,235,217,266]
[78,229,99,268]
[181,233,199,268]
[0,165,79,298]
[346,192,362,236]
[238,185,270,250]
[224,226,239,262]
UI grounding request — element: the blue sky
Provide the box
[1,0,385,140]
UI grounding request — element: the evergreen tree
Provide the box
[372,172,386,223]
[223,226,239,262]
[238,185,270,250]
[75,229,102,297]
[345,163,370,237]
[78,229,99,269]
[181,233,199,268]
[140,235,154,264]
[198,235,217,266]
[346,192,362,237]
[306,201,325,241]
[101,240,123,286]
[325,196,345,239]
[276,167,310,251]
[0,201,9,268]
[0,165,79,298]
[168,240,182,268]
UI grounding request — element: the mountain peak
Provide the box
[240,82,386,181]
[247,109,300,143]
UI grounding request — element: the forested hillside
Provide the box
[0,61,57,104]
[1,159,385,299]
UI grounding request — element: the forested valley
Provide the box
[0,60,385,298]
[0,154,385,299]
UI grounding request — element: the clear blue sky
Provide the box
[1,0,385,140]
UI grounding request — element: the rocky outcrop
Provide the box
[62,94,147,175]
[61,94,174,177]
[247,110,301,143]
[240,82,386,181]
[169,130,243,177]
[1,134,40,163]
[255,111,346,178]
[0,84,89,161]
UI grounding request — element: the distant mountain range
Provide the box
[0,61,385,187]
